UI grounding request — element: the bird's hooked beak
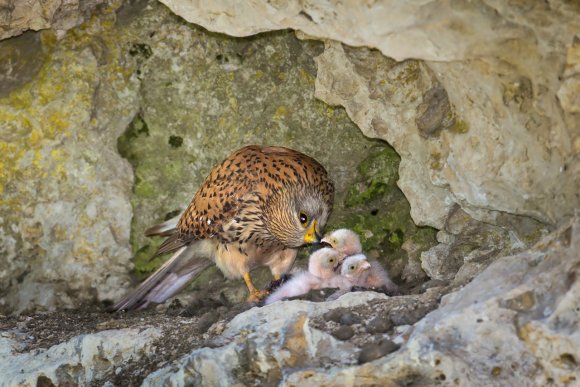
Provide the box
[320,236,332,248]
[303,220,321,244]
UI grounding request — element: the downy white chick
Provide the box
[341,254,399,294]
[321,229,362,260]
[265,247,353,304]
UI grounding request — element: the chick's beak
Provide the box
[304,220,320,244]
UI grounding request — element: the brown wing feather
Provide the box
[176,145,334,242]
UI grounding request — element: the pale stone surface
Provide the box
[420,207,547,282]
[313,41,454,228]
[0,0,109,40]
[159,0,580,227]
[0,0,424,314]
[0,216,575,385]
[0,328,161,386]
[142,292,386,386]
[0,5,139,313]
[130,215,580,386]
[285,215,580,386]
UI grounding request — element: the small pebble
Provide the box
[366,316,392,334]
[358,339,400,364]
[339,312,361,326]
[332,325,355,341]
[323,308,348,323]
[389,305,431,326]
[197,310,220,332]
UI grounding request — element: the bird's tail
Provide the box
[144,214,181,237]
[110,240,215,312]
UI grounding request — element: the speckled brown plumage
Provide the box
[112,145,334,311]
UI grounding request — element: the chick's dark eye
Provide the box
[349,265,355,271]
[329,258,335,263]
[299,211,308,226]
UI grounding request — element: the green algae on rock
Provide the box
[0,2,142,313]
[114,14,414,284]
[328,144,437,280]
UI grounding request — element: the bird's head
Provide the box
[308,247,341,275]
[264,185,332,248]
[340,254,371,279]
[321,229,362,257]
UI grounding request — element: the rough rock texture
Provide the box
[0,327,161,386]
[118,10,424,285]
[1,215,576,385]
[142,292,390,386]
[0,3,140,313]
[287,215,580,386]
[0,0,110,40]
[421,207,548,283]
[161,0,580,228]
[0,0,433,313]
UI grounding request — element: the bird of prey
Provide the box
[112,145,334,311]
[341,254,399,294]
[321,228,362,261]
[264,247,352,305]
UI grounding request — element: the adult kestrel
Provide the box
[112,145,334,311]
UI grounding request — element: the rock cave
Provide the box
[0,0,578,386]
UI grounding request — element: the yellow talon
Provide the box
[243,272,269,302]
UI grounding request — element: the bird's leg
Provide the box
[243,272,269,302]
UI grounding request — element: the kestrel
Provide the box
[341,254,399,294]
[307,247,341,279]
[112,145,334,311]
[321,228,362,261]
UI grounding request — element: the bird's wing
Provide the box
[176,146,263,240]
[176,145,334,241]
[110,240,215,311]
[144,214,181,237]
[142,144,333,255]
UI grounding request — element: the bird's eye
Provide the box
[299,211,308,226]
[328,257,335,264]
[349,265,355,271]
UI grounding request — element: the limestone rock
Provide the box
[142,292,387,386]
[0,0,419,314]
[0,216,575,386]
[0,328,161,386]
[116,4,424,289]
[420,207,547,282]
[0,0,110,40]
[313,41,455,228]
[159,0,580,227]
[0,4,139,313]
[286,215,580,385]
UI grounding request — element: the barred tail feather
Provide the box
[111,241,214,311]
[144,215,181,237]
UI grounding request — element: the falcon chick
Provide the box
[112,145,334,311]
[341,254,399,294]
[321,228,362,260]
[307,247,341,279]
[323,228,399,294]
[264,247,352,305]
